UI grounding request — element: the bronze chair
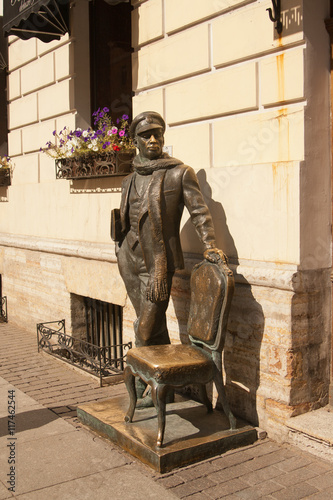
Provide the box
[124,257,236,447]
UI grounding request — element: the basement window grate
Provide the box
[37,298,131,386]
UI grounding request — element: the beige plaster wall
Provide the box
[1,1,121,245]
[132,0,311,267]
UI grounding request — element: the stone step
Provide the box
[286,406,333,462]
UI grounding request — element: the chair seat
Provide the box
[127,344,214,386]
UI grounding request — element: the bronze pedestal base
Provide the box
[77,395,257,473]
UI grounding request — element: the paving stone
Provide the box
[307,472,333,490]
[240,464,284,485]
[274,455,314,472]
[234,480,284,499]
[184,492,212,499]
[274,466,319,487]
[156,474,185,488]
[177,462,216,481]
[171,477,217,498]
[270,482,319,499]
[205,478,248,499]
[307,490,333,499]
[246,449,299,471]
[207,463,253,484]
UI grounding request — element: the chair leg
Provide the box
[198,384,213,413]
[151,383,167,448]
[124,366,137,423]
[212,352,236,430]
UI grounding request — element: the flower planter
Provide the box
[55,150,135,180]
[0,168,11,187]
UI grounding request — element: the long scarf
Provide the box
[133,153,183,302]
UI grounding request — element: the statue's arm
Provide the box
[182,166,228,263]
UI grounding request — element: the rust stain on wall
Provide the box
[277,107,290,162]
[277,53,285,103]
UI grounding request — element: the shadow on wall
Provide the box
[173,169,265,426]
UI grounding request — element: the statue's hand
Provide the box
[204,248,228,265]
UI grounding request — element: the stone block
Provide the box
[165,0,256,34]
[213,106,304,167]
[164,123,210,171]
[22,120,57,154]
[55,113,76,133]
[134,24,210,90]
[257,372,292,403]
[21,53,54,95]
[165,62,257,125]
[8,70,21,100]
[261,49,304,106]
[9,93,38,129]
[132,0,163,47]
[267,345,289,377]
[39,80,72,120]
[62,257,127,307]
[39,152,57,183]
[201,162,300,264]
[10,153,39,185]
[212,0,304,68]
[55,43,71,81]
[132,88,164,117]
[8,37,37,71]
[8,129,22,157]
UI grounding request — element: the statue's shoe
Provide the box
[136,395,154,409]
[136,390,175,409]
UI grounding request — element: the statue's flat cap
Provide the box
[129,111,165,138]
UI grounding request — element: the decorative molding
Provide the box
[0,232,118,263]
[0,233,330,294]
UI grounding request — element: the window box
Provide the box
[55,150,135,180]
[0,168,11,187]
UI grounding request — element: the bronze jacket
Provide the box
[119,164,216,272]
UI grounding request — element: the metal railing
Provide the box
[1,296,8,322]
[37,319,132,386]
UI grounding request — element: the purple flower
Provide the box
[103,107,109,113]
[53,130,56,136]
[119,130,125,137]
[74,130,82,137]
[122,114,129,120]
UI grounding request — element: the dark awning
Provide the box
[3,0,70,43]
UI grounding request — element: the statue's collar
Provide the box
[133,153,183,175]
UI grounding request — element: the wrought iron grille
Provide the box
[0,276,8,322]
[84,298,125,367]
[37,316,132,386]
[1,296,8,322]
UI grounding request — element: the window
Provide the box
[89,0,132,122]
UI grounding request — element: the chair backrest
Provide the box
[187,258,234,352]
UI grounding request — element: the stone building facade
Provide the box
[0,0,331,443]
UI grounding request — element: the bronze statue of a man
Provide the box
[114,111,226,404]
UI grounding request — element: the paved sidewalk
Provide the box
[1,322,333,499]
